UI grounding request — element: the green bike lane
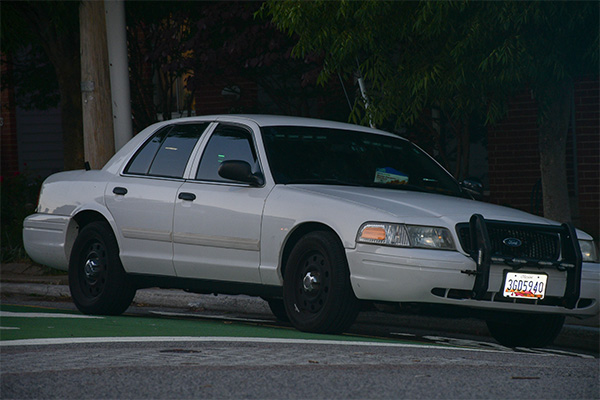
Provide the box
[0,303,445,349]
[4,303,597,359]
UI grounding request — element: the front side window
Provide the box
[261,126,464,197]
[195,124,259,182]
[124,123,208,178]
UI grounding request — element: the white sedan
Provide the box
[23,115,599,347]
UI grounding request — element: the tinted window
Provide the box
[124,123,208,178]
[195,125,259,182]
[261,126,463,197]
[125,126,170,175]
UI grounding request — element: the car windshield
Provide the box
[261,126,465,198]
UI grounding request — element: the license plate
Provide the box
[503,272,547,300]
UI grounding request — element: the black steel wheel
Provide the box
[283,231,359,333]
[69,221,136,315]
[486,313,565,348]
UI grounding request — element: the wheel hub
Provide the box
[84,258,101,283]
[302,271,320,292]
[293,253,330,314]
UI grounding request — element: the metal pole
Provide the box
[356,58,374,128]
[105,0,133,151]
[338,72,353,113]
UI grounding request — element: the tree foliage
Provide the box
[126,1,197,128]
[266,1,597,126]
[184,1,329,116]
[126,0,347,129]
[265,0,599,222]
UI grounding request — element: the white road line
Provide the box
[0,336,509,353]
[0,311,103,319]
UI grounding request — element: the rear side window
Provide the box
[125,126,170,175]
[124,123,209,178]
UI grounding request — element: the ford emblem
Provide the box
[503,238,522,247]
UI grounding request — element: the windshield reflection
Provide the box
[261,126,465,198]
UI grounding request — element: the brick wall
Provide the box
[488,77,599,239]
[572,77,600,238]
[194,79,259,116]
[1,54,19,177]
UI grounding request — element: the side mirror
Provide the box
[461,178,484,200]
[218,160,264,186]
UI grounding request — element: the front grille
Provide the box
[458,215,581,309]
[457,222,561,262]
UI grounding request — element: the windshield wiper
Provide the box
[367,182,465,198]
[365,182,430,193]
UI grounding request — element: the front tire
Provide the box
[69,221,136,315]
[486,313,565,348]
[265,298,289,322]
[283,231,359,333]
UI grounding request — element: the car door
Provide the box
[172,123,272,283]
[105,123,209,276]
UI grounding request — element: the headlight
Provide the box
[406,225,456,250]
[357,222,456,250]
[579,240,599,263]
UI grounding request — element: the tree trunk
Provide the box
[538,80,573,223]
[80,0,115,169]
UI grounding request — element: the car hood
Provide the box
[291,185,558,227]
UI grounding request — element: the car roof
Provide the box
[165,114,402,138]
[103,114,408,173]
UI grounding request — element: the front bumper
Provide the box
[347,245,599,318]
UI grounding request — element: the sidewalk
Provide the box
[1,263,69,285]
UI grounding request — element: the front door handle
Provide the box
[178,192,196,201]
[113,187,128,195]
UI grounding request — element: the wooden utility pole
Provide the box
[80,0,114,169]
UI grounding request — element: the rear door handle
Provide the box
[113,187,128,195]
[178,192,196,201]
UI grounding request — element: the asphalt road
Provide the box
[2,338,599,399]
[2,282,599,399]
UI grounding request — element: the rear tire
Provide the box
[486,313,565,348]
[69,221,136,315]
[283,231,359,334]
